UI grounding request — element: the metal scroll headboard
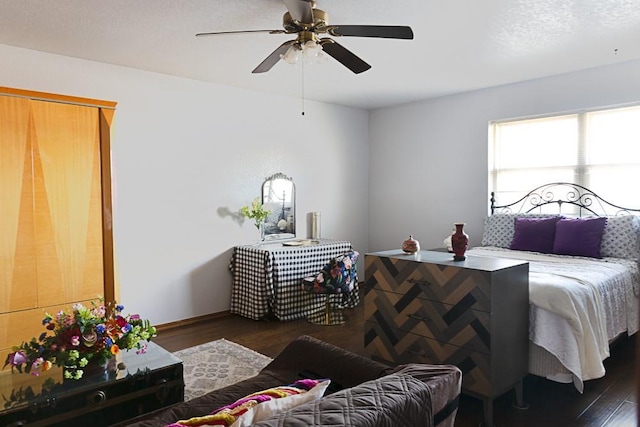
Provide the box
[490,182,640,217]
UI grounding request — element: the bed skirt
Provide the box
[529,343,574,384]
[529,332,631,392]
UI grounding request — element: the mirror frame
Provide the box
[261,172,295,241]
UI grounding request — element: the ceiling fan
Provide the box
[196,0,414,74]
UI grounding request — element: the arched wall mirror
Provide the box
[262,173,295,240]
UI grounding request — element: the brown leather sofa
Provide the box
[118,335,461,427]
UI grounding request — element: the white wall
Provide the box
[369,59,640,253]
[5,42,639,325]
[0,44,370,325]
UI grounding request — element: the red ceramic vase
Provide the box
[451,223,469,261]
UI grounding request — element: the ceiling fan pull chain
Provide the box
[301,57,306,116]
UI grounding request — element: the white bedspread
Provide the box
[468,247,635,392]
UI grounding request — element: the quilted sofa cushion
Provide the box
[252,371,435,427]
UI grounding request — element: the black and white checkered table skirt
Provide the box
[229,239,360,320]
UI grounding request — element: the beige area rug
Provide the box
[173,339,273,401]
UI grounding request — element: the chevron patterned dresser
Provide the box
[364,249,529,427]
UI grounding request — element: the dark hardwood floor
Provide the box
[154,304,637,427]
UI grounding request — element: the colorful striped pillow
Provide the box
[166,379,330,427]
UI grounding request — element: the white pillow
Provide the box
[231,379,330,427]
[600,215,640,260]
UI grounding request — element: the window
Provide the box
[489,104,640,211]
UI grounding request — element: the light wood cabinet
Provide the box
[0,87,116,362]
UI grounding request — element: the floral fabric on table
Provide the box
[302,250,359,294]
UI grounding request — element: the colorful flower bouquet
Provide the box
[3,300,157,380]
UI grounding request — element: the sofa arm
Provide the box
[261,335,391,391]
[391,364,462,427]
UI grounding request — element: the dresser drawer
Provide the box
[365,321,491,397]
[365,256,492,312]
[364,288,491,354]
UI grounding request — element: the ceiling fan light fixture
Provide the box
[281,44,302,64]
[301,40,324,62]
[280,40,325,66]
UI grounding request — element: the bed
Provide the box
[468,182,640,392]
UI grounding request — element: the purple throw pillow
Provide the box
[510,217,559,253]
[552,217,608,258]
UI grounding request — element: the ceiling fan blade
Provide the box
[196,29,285,37]
[320,40,371,74]
[282,0,314,23]
[328,25,414,39]
[252,40,297,73]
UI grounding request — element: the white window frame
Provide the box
[489,103,640,211]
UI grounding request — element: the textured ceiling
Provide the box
[1,0,640,109]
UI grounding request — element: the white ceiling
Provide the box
[2,0,640,110]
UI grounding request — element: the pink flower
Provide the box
[8,351,27,366]
[129,314,140,321]
[71,336,80,346]
[93,306,106,317]
[30,357,44,376]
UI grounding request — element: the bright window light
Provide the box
[489,104,640,210]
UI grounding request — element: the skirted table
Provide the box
[229,239,360,320]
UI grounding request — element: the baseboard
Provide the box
[155,311,231,332]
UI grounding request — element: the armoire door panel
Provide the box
[30,101,104,306]
[0,96,38,313]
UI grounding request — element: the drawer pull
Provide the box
[88,390,106,405]
[407,278,432,286]
[407,313,431,322]
[28,397,56,414]
[156,379,170,402]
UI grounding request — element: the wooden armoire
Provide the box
[0,87,117,363]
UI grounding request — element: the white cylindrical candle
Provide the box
[310,212,321,239]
